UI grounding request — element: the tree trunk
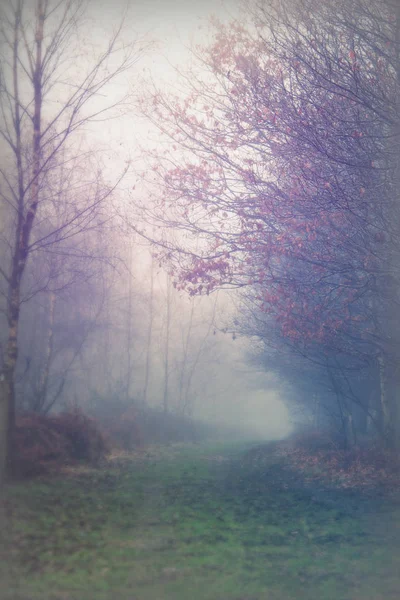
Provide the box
[391,0,400,450]
[377,353,395,447]
[126,243,133,402]
[163,275,171,414]
[142,254,154,406]
[2,288,20,479]
[0,379,9,489]
[375,0,400,451]
[346,413,357,448]
[182,294,218,417]
[178,299,194,414]
[35,291,56,412]
[313,394,320,428]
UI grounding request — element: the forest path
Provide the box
[3,440,400,600]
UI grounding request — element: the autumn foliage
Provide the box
[136,0,400,448]
[279,431,400,492]
[145,14,382,347]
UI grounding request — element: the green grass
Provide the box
[2,440,400,600]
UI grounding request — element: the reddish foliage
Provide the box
[279,432,400,492]
[14,409,110,477]
[138,0,394,364]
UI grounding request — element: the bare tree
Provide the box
[0,0,147,482]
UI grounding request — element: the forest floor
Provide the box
[2,439,400,600]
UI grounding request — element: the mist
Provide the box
[0,0,293,444]
[2,2,400,598]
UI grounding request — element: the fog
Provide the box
[0,0,293,443]
[3,2,400,598]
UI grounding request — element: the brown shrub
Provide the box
[14,409,110,478]
[50,408,110,463]
[14,413,72,477]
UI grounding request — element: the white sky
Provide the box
[83,0,241,158]
[92,0,240,43]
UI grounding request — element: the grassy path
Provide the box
[2,440,400,600]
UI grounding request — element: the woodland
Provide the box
[1,0,400,598]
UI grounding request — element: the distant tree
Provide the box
[240,294,380,446]
[162,273,172,414]
[16,268,108,416]
[142,251,155,406]
[178,294,218,417]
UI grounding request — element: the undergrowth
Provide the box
[279,432,400,492]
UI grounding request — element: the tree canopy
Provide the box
[136,0,400,447]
